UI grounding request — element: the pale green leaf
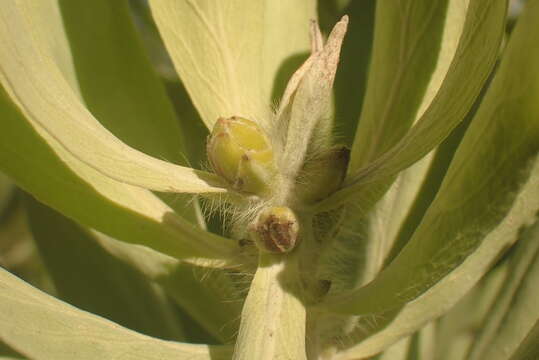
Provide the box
[15,0,80,94]
[433,261,508,360]
[508,321,539,360]
[318,0,471,294]
[26,196,240,343]
[58,0,189,166]
[0,1,236,261]
[0,86,236,261]
[232,254,306,360]
[405,322,436,360]
[0,340,24,359]
[25,197,186,342]
[0,2,226,194]
[349,0,464,172]
[57,0,204,221]
[0,267,232,360]
[376,337,411,360]
[149,0,315,129]
[468,220,539,360]
[384,117,472,268]
[320,0,507,211]
[319,0,539,321]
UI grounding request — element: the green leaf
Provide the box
[384,117,472,268]
[232,254,306,360]
[433,261,508,360]
[57,0,203,221]
[317,0,473,296]
[26,196,240,343]
[0,267,232,360]
[330,0,375,147]
[348,0,456,171]
[0,1,237,261]
[468,220,539,360]
[58,0,189,166]
[25,197,186,342]
[508,321,539,360]
[0,2,226,194]
[321,0,508,211]
[0,84,235,261]
[376,336,411,360]
[0,173,13,221]
[319,0,539,321]
[149,0,315,130]
[0,340,24,359]
[159,263,243,344]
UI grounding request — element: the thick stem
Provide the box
[232,252,307,360]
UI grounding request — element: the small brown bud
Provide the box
[249,206,299,253]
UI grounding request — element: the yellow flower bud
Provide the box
[298,146,350,203]
[249,206,299,253]
[207,116,276,195]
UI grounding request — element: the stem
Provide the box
[232,252,307,360]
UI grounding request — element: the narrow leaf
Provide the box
[331,0,375,147]
[25,197,186,342]
[320,0,539,320]
[433,261,508,360]
[0,268,232,360]
[26,196,240,344]
[320,0,507,210]
[348,0,457,171]
[0,2,226,194]
[57,0,203,221]
[58,0,190,166]
[468,220,539,360]
[0,85,236,261]
[508,320,539,360]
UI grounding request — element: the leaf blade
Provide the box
[0,2,226,194]
[348,0,458,172]
[149,0,315,129]
[0,84,235,261]
[321,0,508,210]
[25,197,186,342]
[320,0,539,322]
[0,267,232,360]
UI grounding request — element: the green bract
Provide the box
[0,1,538,360]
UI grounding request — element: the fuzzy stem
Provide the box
[232,252,307,360]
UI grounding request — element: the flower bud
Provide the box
[299,145,350,203]
[249,206,299,253]
[207,116,276,195]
